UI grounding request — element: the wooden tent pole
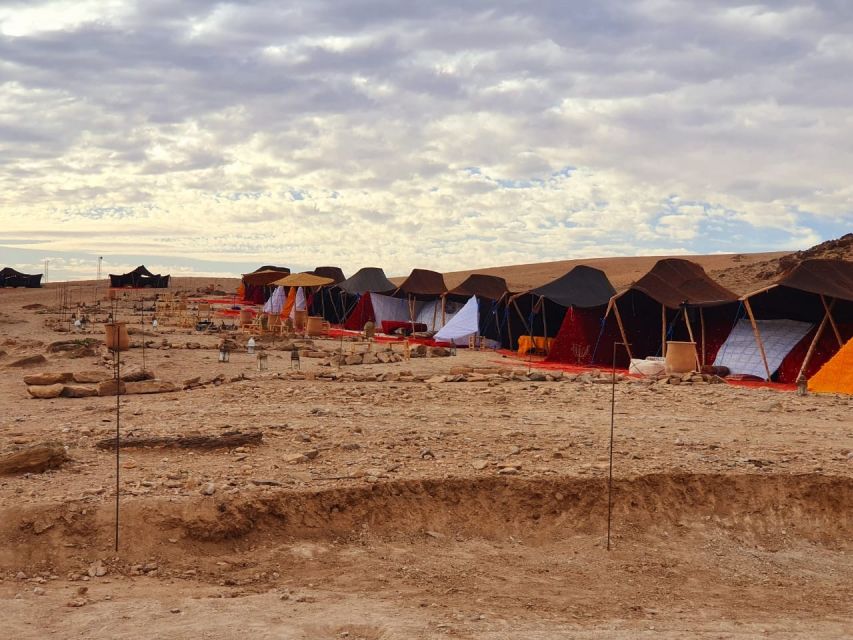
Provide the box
[661,304,667,357]
[743,297,772,382]
[511,298,532,336]
[796,308,831,383]
[682,307,700,371]
[700,307,706,366]
[820,295,843,347]
[611,299,633,361]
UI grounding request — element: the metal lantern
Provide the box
[257,352,269,371]
[218,343,231,363]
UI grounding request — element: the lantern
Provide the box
[257,352,269,371]
[218,343,231,363]
[247,337,256,354]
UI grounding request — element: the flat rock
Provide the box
[97,379,127,396]
[61,384,99,398]
[124,380,179,394]
[8,354,48,368]
[23,372,72,385]
[73,371,109,383]
[27,383,64,399]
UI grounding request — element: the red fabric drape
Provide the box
[343,293,375,331]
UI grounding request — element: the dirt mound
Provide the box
[712,233,853,293]
[2,473,849,577]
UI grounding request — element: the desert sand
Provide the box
[1,249,851,639]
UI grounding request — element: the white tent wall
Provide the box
[713,318,813,378]
[288,287,306,319]
[370,293,463,332]
[263,286,285,314]
[370,293,414,326]
[434,296,479,344]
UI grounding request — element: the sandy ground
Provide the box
[1,278,851,639]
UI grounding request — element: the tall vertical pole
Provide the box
[607,342,624,552]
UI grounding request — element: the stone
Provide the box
[303,449,320,460]
[344,354,363,366]
[426,375,448,384]
[8,354,48,367]
[361,352,378,365]
[429,347,450,357]
[450,366,474,375]
[285,453,308,464]
[97,379,127,396]
[124,380,179,395]
[471,459,488,470]
[33,587,46,596]
[27,383,64,399]
[498,467,519,475]
[120,367,155,382]
[61,384,99,398]
[87,561,107,578]
[527,371,547,382]
[72,371,109,383]
[201,482,215,496]
[420,448,435,460]
[23,372,72,385]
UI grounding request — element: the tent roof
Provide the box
[528,265,616,308]
[109,265,163,278]
[772,258,853,303]
[338,267,396,294]
[0,267,37,277]
[253,265,289,274]
[395,268,447,296]
[241,268,291,286]
[448,274,509,300]
[312,266,346,284]
[272,272,335,287]
[621,258,737,308]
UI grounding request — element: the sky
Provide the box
[0,1,851,281]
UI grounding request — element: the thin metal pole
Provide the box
[114,346,121,552]
[607,341,627,552]
[140,293,146,373]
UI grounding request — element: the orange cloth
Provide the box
[517,336,554,356]
[280,288,297,319]
[808,338,853,395]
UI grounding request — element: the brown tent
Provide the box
[241,265,290,303]
[605,259,738,366]
[448,274,509,301]
[312,266,346,284]
[739,259,853,381]
[394,269,447,299]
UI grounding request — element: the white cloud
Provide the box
[0,0,850,281]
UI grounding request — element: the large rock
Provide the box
[97,379,127,396]
[61,385,99,398]
[124,380,179,395]
[361,352,378,365]
[73,371,109,383]
[8,354,48,368]
[24,372,72,385]
[27,384,64,399]
[120,367,154,382]
[344,354,363,366]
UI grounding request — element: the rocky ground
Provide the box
[0,282,851,639]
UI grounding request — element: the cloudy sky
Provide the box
[1,1,851,281]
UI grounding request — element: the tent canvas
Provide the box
[338,267,396,295]
[434,296,480,345]
[369,292,458,332]
[0,267,42,288]
[713,318,813,379]
[809,338,853,395]
[109,265,170,288]
[242,266,290,303]
[263,286,286,314]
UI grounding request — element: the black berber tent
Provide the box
[109,265,170,288]
[603,258,739,366]
[0,267,42,288]
[502,266,616,353]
